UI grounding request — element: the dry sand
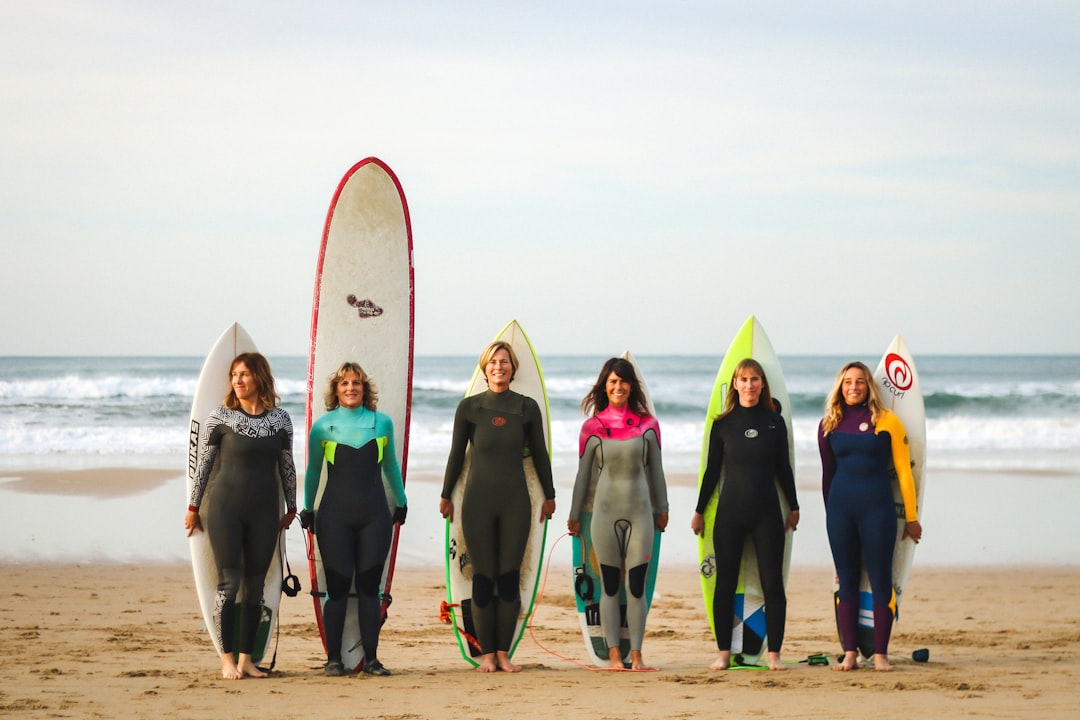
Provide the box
[1,561,1077,719]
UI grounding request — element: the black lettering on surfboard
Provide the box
[880,376,907,399]
[700,554,716,579]
[188,419,201,479]
[347,294,384,318]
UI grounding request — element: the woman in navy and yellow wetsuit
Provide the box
[302,362,407,677]
[440,340,555,673]
[185,353,297,680]
[691,358,799,671]
[819,361,922,672]
[568,357,669,670]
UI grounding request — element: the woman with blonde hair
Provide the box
[440,340,555,673]
[819,361,922,672]
[302,361,407,677]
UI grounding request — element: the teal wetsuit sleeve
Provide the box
[303,415,328,511]
[643,427,669,514]
[569,433,601,521]
[524,396,555,500]
[376,412,407,506]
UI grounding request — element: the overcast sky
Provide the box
[3,1,1078,357]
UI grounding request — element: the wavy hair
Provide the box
[820,361,885,434]
[323,361,379,411]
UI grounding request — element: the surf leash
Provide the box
[527,532,658,672]
[439,600,482,653]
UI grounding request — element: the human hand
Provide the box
[567,519,581,536]
[439,497,454,522]
[185,510,203,537]
[393,505,408,526]
[655,512,669,532]
[690,512,705,537]
[540,499,556,523]
[279,509,296,529]
[785,509,800,532]
[299,509,315,532]
[903,520,923,543]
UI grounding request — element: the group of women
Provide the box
[186,342,922,679]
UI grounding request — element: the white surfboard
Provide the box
[571,351,663,667]
[306,157,414,673]
[834,334,926,657]
[444,319,551,666]
[697,315,794,666]
[186,322,285,663]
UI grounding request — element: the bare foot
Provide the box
[708,651,731,670]
[608,647,626,670]
[833,651,859,672]
[477,653,498,673]
[220,654,242,680]
[495,651,521,673]
[237,654,267,678]
[873,653,894,672]
[767,651,786,671]
[629,650,655,671]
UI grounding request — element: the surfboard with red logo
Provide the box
[833,333,926,658]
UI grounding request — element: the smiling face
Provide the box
[335,370,365,409]
[734,368,763,407]
[485,347,514,392]
[840,366,870,406]
[230,361,260,405]
[605,371,632,409]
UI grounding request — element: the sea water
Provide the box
[1,354,1078,564]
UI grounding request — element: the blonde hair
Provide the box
[715,358,774,421]
[224,353,279,410]
[478,340,519,385]
[821,361,885,434]
[323,361,379,411]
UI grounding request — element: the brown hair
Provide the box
[224,352,279,410]
[715,358,774,421]
[580,357,650,417]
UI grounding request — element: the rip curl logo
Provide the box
[882,353,913,398]
[745,429,759,439]
[347,294,383,318]
[491,416,507,427]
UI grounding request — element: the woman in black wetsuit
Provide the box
[440,340,555,673]
[690,358,798,671]
[185,353,297,680]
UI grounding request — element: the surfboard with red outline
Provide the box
[305,157,414,673]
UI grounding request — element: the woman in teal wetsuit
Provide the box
[302,362,407,677]
[440,340,556,673]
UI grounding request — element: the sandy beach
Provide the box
[2,465,1079,718]
[1,561,1077,719]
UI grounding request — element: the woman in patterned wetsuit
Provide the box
[301,362,407,677]
[567,357,669,670]
[185,353,297,680]
[691,358,799,671]
[819,361,922,672]
[440,340,555,673]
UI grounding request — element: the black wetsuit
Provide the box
[695,402,797,653]
[192,406,297,655]
[442,389,554,655]
[305,406,406,666]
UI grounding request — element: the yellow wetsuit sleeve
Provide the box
[875,410,918,522]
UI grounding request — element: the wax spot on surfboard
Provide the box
[346,294,383,318]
